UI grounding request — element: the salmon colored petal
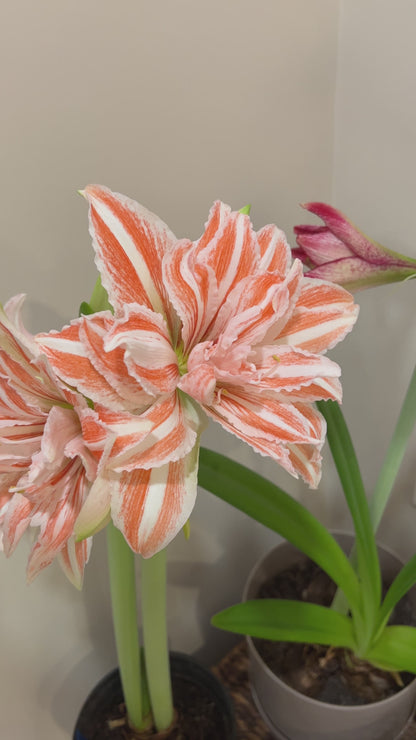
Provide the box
[247,345,342,399]
[287,443,323,488]
[105,393,201,472]
[178,364,217,406]
[78,313,152,408]
[194,204,259,309]
[257,224,291,275]
[111,443,199,556]
[212,263,302,350]
[58,536,92,589]
[104,305,180,396]
[37,318,131,411]
[83,185,176,320]
[275,278,359,354]
[207,387,325,446]
[2,492,33,555]
[163,239,218,353]
[25,462,89,582]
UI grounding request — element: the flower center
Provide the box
[175,343,188,377]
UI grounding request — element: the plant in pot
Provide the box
[210,204,416,740]
[0,188,359,738]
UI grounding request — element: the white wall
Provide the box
[329,0,416,554]
[0,3,340,738]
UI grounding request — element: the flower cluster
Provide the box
[0,187,358,583]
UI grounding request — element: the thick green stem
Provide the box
[370,364,416,531]
[107,522,144,731]
[141,549,174,732]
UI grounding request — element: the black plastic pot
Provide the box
[73,651,236,739]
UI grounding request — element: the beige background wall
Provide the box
[1,2,415,738]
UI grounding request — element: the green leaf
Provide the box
[212,599,356,650]
[375,554,416,635]
[366,625,416,673]
[317,401,381,640]
[370,366,416,531]
[198,447,361,618]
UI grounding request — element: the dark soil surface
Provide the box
[75,658,234,740]
[253,557,415,706]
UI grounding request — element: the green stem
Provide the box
[141,549,174,732]
[370,364,416,531]
[107,522,144,731]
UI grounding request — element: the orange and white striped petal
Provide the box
[1,491,33,555]
[103,304,180,396]
[210,263,302,350]
[275,278,359,354]
[247,345,342,400]
[25,462,90,582]
[287,443,323,488]
[58,536,92,589]
[105,393,201,472]
[194,203,260,310]
[83,185,176,321]
[111,443,200,556]
[78,313,152,408]
[207,387,325,447]
[37,318,130,411]
[162,239,218,353]
[257,224,291,275]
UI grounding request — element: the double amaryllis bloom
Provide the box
[294,202,416,291]
[35,186,358,561]
[0,296,96,585]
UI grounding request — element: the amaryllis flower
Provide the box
[294,202,416,291]
[38,186,358,558]
[0,295,97,585]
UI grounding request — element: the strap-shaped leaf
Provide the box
[199,447,361,617]
[212,599,356,650]
[375,554,416,635]
[370,366,416,531]
[316,401,381,639]
[366,625,416,673]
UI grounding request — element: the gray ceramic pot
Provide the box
[243,533,416,740]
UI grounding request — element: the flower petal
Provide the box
[78,313,152,408]
[104,305,180,396]
[103,393,201,472]
[207,386,325,446]
[194,203,260,308]
[58,536,92,589]
[276,278,359,354]
[74,475,112,540]
[294,225,353,264]
[25,462,90,582]
[83,185,176,319]
[248,345,342,399]
[111,443,200,556]
[257,224,291,275]
[37,318,132,411]
[163,239,218,352]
